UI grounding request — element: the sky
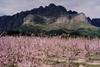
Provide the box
[0,0,100,18]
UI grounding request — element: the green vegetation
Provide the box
[5,21,100,38]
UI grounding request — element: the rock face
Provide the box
[55,13,88,24]
[55,16,70,24]
[0,3,96,32]
[23,14,34,25]
[71,13,88,23]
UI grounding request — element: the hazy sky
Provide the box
[0,0,100,18]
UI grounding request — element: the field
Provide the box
[0,36,100,67]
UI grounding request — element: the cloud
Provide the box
[0,0,100,18]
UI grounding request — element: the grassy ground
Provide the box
[87,65,100,67]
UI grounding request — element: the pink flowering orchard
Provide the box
[0,36,100,67]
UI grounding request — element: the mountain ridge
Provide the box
[0,3,98,36]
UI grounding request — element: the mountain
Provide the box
[0,3,69,32]
[91,18,100,27]
[0,3,99,37]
